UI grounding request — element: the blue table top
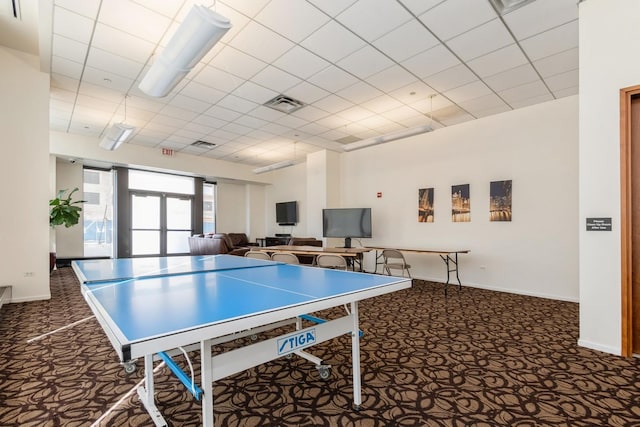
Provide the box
[72,254,274,284]
[78,259,407,344]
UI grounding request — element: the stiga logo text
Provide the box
[277,329,316,355]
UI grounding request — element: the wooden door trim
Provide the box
[620,85,640,357]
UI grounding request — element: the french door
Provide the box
[130,191,193,256]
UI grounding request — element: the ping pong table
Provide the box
[72,254,411,426]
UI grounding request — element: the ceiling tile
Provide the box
[232,114,269,130]
[544,69,578,92]
[509,93,554,109]
[336,0,412,42]
[313,95,354,114]
[389,81,437,104]
[504,0,578,40]
[532,47,578,78]
[426,64,477,92]
[305,0,358,17]
[285,81,330,104]
[55,0,101,19]
[91,23,155,63]
[52,34,88,64]
[227,21,295,63]
[86,47,145,79]
[167,95,211,115]
[359,95,404,114]
[291,105,331,122]
[443,80,491,104]
[98,0,171,44]
[53,6,94,44]
[483,63,540,92]
[553,86,578,98]
[234,81,279,104]
[221,0,271,18]
[373,20,439,63]
[419,0,497,41]
[499,80,551,105]
[300,20,367,63]
[180,81,226,105]
[254,0,330,43]
[446,19,514,61]
[366,65,418,93]
[337,81,384,105]
[273,46,330,80]
[519,20,578,61]
[379,104,424,124]
[308,66,359,93]
[398,0,445,16]
[209,46,267,81]
[251,66,302,94]
[51,56,83,79]
[468,44,528,78]
[337,45,394,80]
[337,105,376,122]
[216,94,259,114]
[247,105,286,122]
[459,93,508,113]
[401,44,460,79]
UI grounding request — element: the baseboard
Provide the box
[0,286,12,309]
[577,338,620,356]
[9,293,51,303]
[409,274,579,303]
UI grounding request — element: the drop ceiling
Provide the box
[2,0,578,168]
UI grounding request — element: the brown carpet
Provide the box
[1,267,640,426]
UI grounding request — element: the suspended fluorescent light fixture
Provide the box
[343,95,437,152]
[138,5,231,97]
[252,160,296,174]
[99,123,135,151]
[100,95,135,150]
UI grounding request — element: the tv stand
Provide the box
[265,236,291,246]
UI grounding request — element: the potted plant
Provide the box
[49,188,85,272]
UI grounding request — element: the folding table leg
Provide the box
[137,354,167,426]
[350,301,362,410]
[201,339,214,427]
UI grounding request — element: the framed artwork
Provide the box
[418,188,434,222]
[451,184,470,222]
[490,180,512,221]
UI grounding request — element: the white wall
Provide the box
[0,47,51,302]
[216,182,249,235]
[264,163,308,237]
[342,96,578,301]
[578,0,640,355]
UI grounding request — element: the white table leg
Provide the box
[201,339,214,427]
[351,301,362,410]
[137,354,167,426]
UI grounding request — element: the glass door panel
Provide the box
[131,194,160,256]
[166,197,191,255]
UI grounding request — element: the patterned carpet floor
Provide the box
[1,267,640,426]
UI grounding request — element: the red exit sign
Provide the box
[161,148,174,156]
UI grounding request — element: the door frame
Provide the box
[620,84,640,357]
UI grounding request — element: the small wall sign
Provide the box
[586,217,612,231]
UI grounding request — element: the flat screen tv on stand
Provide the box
[322,208,372,248]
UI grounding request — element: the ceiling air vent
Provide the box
[263,95,305,114]
[488,0,536,15]
[191,140,216,149]
[335,135,362,144]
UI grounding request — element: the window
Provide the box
[84,192,100,205]
[203,182,216,233]
[83,168,114,258]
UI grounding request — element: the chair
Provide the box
[244,250,271,260]
[382,249,411,278]
[315,254,348,270]
[271,252,299,264]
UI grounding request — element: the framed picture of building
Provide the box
[490,180,512,221]
[418,188,434,222]
[452,184,470,222]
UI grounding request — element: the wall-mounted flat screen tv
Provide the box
[322,208,372,248]
[276,201,298,225]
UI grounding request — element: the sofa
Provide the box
[188,232,256,257]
